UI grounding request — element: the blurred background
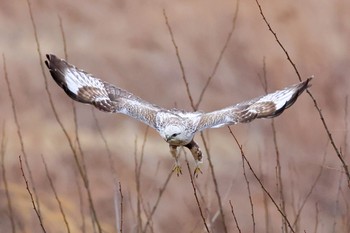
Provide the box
[0,0,349,232]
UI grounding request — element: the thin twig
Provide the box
[140,195,153,233]
[271,119,287,233]
[195,0,240,109]
[332,97,349,232]
[1,123,16,233]
[72,117,95,232]
[58,14,68,61]
[254,0,350,186]
[340,189,350,232]
[25,0,103,229]
[229,200,241,233]
[135,127,149,232]
[142,170,173,233]
[343,96,348,157]
[19,155,47,233]
[254,0,301,80]
[41,154,71,233]
[292,145,327,228]
[259,150,271,232]
[163,9,195,109]
[133,138,141,231]
[228,127,296,233]
[74,169,86,233]
[3,53,42,218]
[289,164,299,231]
[138,127,149,176]
[186,160,210,233]
[200,133,228,233]
[241,156,256,232]
[258,57,268,93]
[115,182,123,233]
[72,103,89,184]
[314,202,319,233]
[92,109,117,175]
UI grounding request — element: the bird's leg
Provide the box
[169,145,182,176]
[185,140,203,178]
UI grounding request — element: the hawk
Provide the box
[45,54,311,176]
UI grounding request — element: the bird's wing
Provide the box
[196,78,312,131]
[45,54,163,129]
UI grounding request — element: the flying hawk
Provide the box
[45,54,311,176]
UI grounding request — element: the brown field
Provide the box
[1,0,349,232]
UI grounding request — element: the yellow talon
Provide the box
[173,165,182,176]
[193,166,202,178]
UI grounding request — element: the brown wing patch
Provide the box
[93,99,117,112]
[77,86,107,102]
[249,101,277,118]
[235,109,258,123]
[76,86,118,112]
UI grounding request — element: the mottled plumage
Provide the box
[45,54,312,175]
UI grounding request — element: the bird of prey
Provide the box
[45,54,311,176]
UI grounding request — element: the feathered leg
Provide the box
[185,140,203,177]
[169,145,182,176]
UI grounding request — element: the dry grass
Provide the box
[1,0,350,232]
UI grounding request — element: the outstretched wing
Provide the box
[45,54,163,129]
[196,78,312,131]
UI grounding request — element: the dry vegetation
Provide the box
[1,0,350,232]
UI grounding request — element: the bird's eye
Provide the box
[171,133,179,138]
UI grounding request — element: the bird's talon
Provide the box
[173,165,182,176]
[193,166,203,178]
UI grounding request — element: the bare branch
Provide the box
[74,169,86,233]
[314,202,319,233]
[229,200,241,233]
[292,144,326,228]
[3,53,42,217]
[241,156,256,232]
[163,9,195,109]
[41,154,71,233]
[92,109,117,175]
[271,119,287,233]
[58,14,68,61]
[115,182,124,233]
[254,0,350,186]
[228,127,296,233]
[19,155,47,233]
[200,133,228,233]
[195,0,240,109]
[1,123,16,233]
[25,0,103,229]
[133,137,142,232]
[142,170,173,233]
[186,160,210,233]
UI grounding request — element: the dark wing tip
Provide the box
[45,54,98,104]
[45,54,76,100]
[294,76,313,99]
[45,54,52,69]
[44,54,66,86]
[45,54,65,70]
[256,77,312,119]
[275,77,313,115]
[304,76,313,89]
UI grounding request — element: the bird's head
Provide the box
[161,124,191,145]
